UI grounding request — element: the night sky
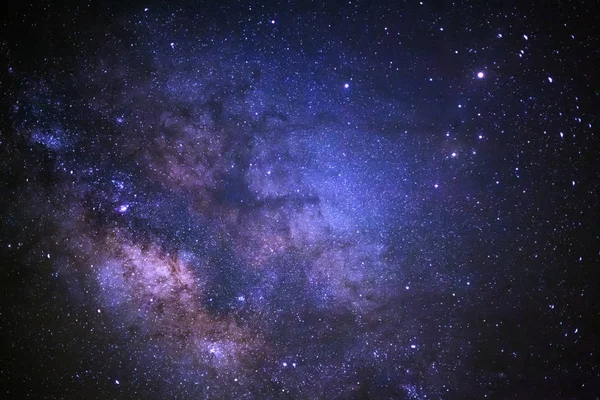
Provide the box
[1,1,599,399]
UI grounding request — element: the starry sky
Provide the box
[1,1,599,399]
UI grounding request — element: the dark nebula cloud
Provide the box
[1,1,598,399]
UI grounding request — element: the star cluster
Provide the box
[1,1,598,399]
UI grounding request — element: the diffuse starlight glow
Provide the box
[2,2,596,399]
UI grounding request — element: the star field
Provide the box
[1,1,599,399]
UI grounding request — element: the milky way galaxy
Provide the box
[1,1,599,399]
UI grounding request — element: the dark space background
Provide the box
[1,1,599,399]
